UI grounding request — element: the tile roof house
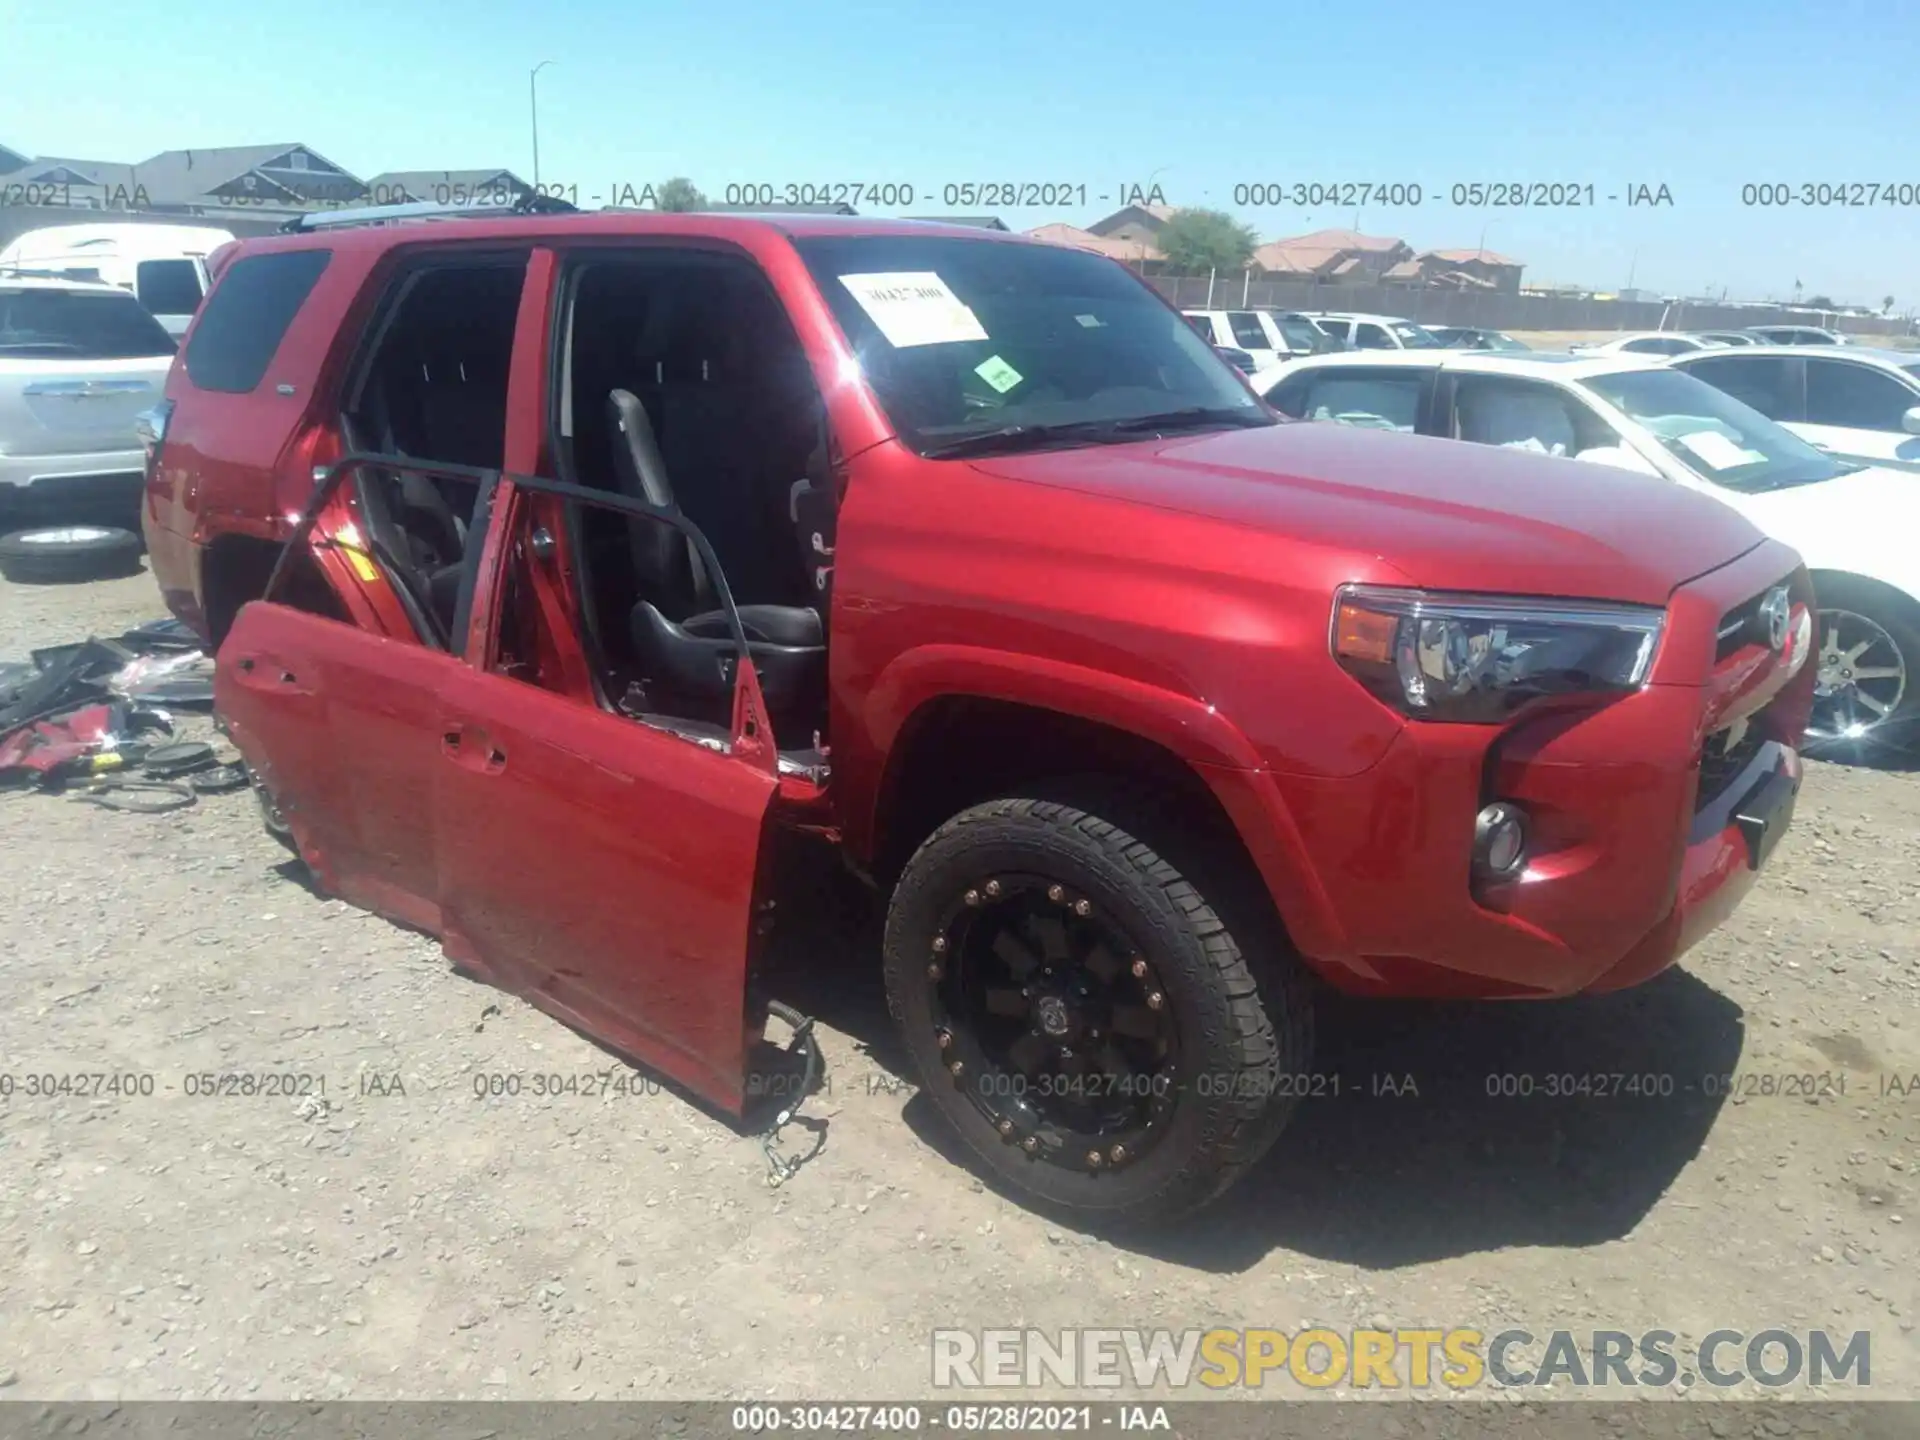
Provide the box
[362,169,533,207]
[1085,203,1175,250]
[1251,229,1413,282]
[1024,222,1163,266]
[1397,247,1525,293]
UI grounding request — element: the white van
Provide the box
[0,223,236,338]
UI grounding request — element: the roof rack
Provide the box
[278,191,578,234]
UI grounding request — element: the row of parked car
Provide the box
[1188,303,1865,373]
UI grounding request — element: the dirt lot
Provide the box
[2,562,1918,1405]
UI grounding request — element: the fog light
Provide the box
[1473,802,1529,880]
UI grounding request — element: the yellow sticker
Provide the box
[974,355,1024,393]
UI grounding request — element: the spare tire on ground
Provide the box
[0,527,145,585]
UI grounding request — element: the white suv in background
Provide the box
[0,275,177,534]
[1669,345,1920,470]
[1302,312,1444,350]
[0,223,234,338]
[1181,309,1295,370]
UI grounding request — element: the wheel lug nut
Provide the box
[932,936,947,953]
[984,879,1001,897]
[937,1031,951,1050]
[1109,1144,1127,1164]
[997,1118,1014,1136]
[1146,991,1164,1010]
[1131,958,1148,978]
[1086,1150,1103,1168]
[1073,899,1091,916]
[927,963,943,980]
[964,888,980,906]
[1022,1136,1039,1153]
[1047,884,1065,903]
[949,1060,964,1076]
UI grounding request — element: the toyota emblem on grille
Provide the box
[1758,586,1791,652]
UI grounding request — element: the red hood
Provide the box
[966,423,1766,606]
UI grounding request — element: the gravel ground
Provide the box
[2,560,1918,1405]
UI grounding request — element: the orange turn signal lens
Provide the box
[1333,602,1397,664]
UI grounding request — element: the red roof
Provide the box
[1025,222,1162,262]
[1419,247,1520,266]
[1273,228,1407,253]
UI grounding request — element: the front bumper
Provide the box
[1268,540,1815,999]
[0,449,145,528]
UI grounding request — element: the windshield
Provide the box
[1271,313,1327,349]
[1391,322,1442,348]
[1486,332,1530,351]
[794,235,1270,456]
[0,287,177,358]
[1902,361,1920,383]
[1585,367,1855,494]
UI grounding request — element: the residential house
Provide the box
[3,154,147,211]
[1085,203,1174,250]
[1387,247,1524,293]
[363,169,533,207]
[1024,222,1162,267]
[0,144,30,175]
[1251,229,1412,283]
[134,144,367,215]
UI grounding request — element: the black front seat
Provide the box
[606,390,825,730]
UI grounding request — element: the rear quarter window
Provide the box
[183,249,331,393]
[0,287,177,358]
[135,258,205,315]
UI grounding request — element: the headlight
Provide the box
[1331,585,1665,723]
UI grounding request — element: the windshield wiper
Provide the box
[922,406,1275,459]
[921,420,1143,459]
[1105,406,1276,434]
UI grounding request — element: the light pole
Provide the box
[529,60,555,191]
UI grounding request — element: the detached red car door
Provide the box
[431,479,783,1114]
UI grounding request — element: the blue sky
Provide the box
[5,0,1916,306]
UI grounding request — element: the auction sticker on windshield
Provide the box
[1677,430,1767,470]
[974,355,1024,393]
[840,272,988,348]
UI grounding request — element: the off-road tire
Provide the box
[0,526,144,585]
[883,789,1313,1227]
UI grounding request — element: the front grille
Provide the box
[1696,722,1764,813]
[1715,589,1767,661]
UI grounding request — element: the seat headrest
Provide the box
[607,389,674,509]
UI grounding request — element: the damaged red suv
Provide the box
[140,203,1815,1223]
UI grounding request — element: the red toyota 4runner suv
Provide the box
[139,203,1815,1224]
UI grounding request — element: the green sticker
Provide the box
[975,355,1024,393]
